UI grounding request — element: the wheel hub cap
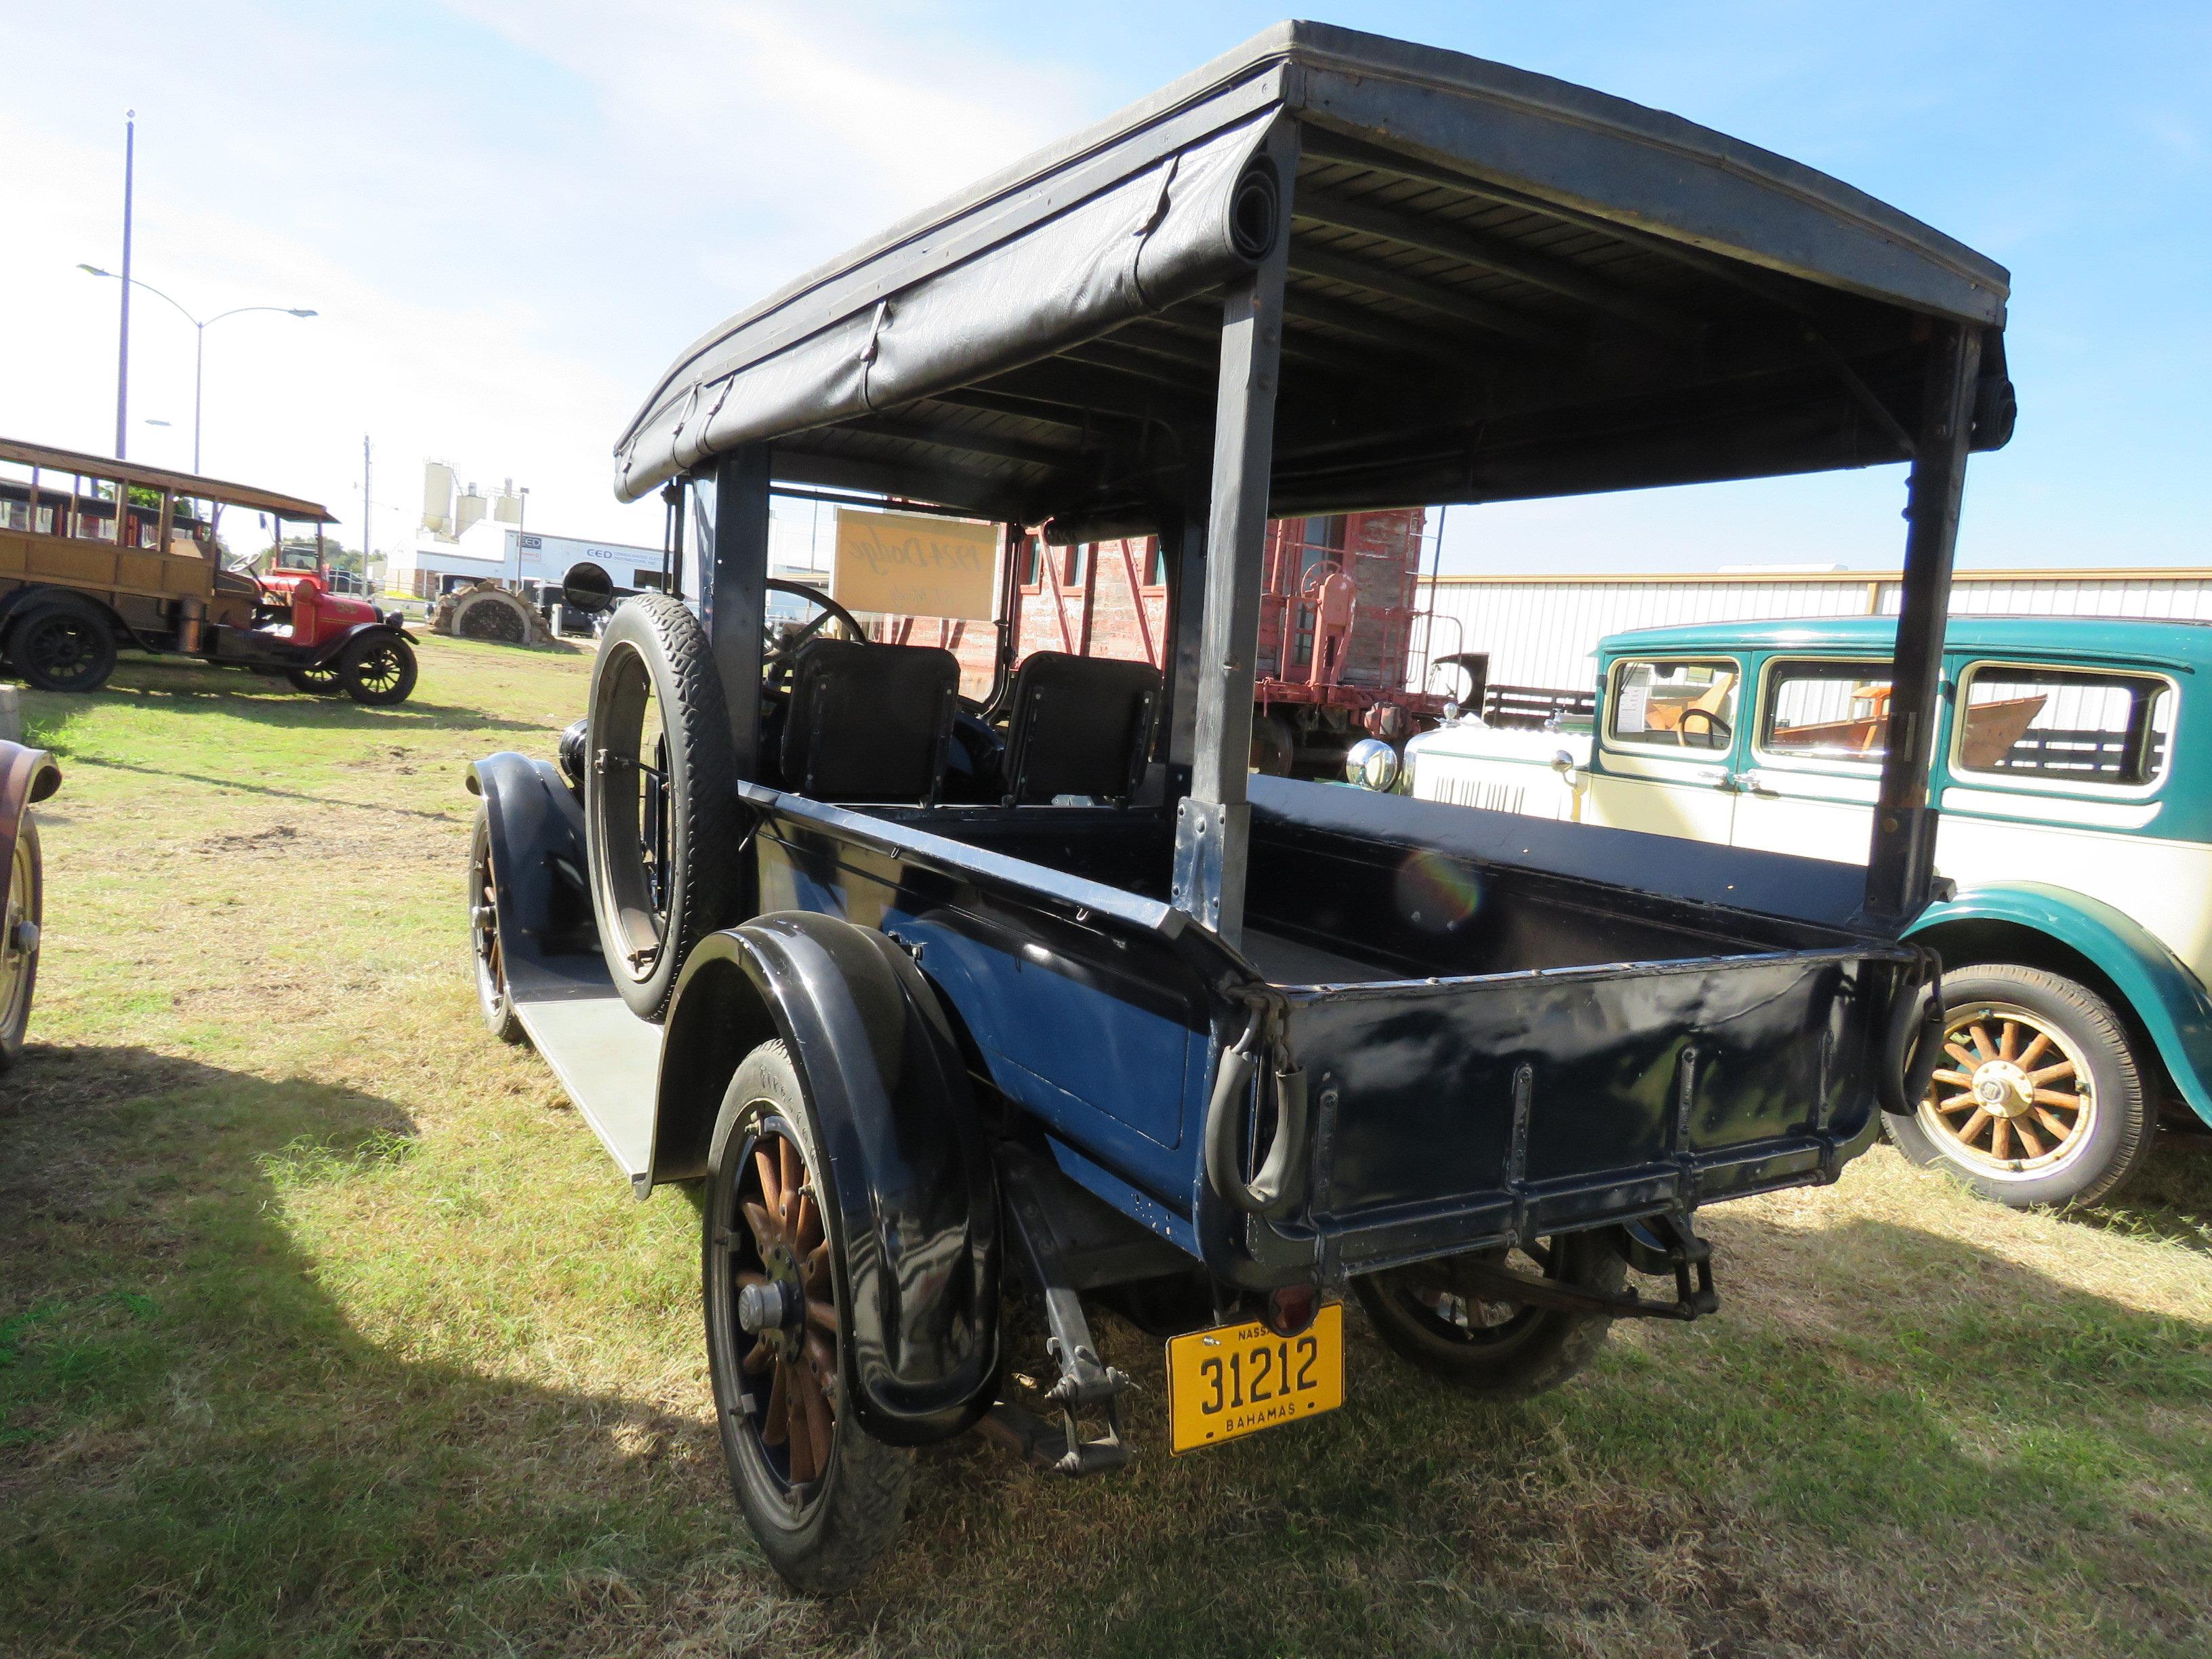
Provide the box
[1973,1060,2032,1120]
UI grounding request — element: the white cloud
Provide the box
[0,1,1086,550]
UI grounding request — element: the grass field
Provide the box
[5,633,2211,1658]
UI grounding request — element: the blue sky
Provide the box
[1,2,2205,574]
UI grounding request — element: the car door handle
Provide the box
[1736,770,1780,798]
[1693,767,1737,792]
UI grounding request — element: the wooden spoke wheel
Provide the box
[467,806,525,1044]
[1353,1230,1624,1401]
[1,817,43,1068]
[703,1040,910,1593]
[1921,1000,2094,1172]
[1889,964,2155,1208]
[728,1125,838,1487]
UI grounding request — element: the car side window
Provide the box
[1954,663,2173,787]
[1607,658,1738,752]
[1761,659,1896,764]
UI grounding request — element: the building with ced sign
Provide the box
[383,522,667,600]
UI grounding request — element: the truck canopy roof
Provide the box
[615,20,2013,533]
[0,436,332,522]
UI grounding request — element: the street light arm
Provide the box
[203,304,319,327]
[79,266,201,327]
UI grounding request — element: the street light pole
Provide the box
[115,111,135,459]
[363,435,373,594]
[76,268,314,474]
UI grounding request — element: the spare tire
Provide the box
[586,595,740,1021]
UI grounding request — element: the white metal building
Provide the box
[383,523,666,599]
[1410,567,2212,696]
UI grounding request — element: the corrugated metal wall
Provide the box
[1408,569,2212,694]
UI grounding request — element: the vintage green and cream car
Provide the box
[1402,614,2212,1208]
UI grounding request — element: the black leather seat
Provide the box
[780,638,961,802]
[1001,651,1161,805]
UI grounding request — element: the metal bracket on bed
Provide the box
[985,1148,1133,1477]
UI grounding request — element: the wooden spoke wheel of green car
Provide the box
[1890,964,2156,1209]
[703,1041,911,1593]
[1923,1001,2096,1170]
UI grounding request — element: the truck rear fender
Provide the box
[655,912,1000,1446]
[1910,883,2212,1128]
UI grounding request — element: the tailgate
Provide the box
[1286,944,1902,1270]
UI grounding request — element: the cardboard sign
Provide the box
[832,510,999,621]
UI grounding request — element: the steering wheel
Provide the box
[1678,706,1732,747]
[762,579,869,691]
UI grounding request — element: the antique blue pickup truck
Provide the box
[464,22,2014,1590]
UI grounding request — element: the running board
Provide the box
[514,988,663,1194]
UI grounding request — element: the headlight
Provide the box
[1344,737,1400,792]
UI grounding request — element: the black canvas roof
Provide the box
[614,20,2013,536]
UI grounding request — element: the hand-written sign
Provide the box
[832,510,1000,621]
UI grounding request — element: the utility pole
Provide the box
[115,111,136,459]
[362,435,373,595]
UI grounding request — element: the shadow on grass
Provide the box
[5,1046,2209,1658]
[60,754,474,823]
[0,1045,725,1659]
[33,657,560,737]
[2079,1136,2212,1255]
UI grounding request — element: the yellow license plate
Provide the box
[1165,1303,1344,1454]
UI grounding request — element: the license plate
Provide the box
[1165,1303,1344,1454]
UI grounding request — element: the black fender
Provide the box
[465,751,593,994]
[314,618,419,666]
[655,912,1000,1446]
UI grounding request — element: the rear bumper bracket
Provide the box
[993,1147,1133,1477]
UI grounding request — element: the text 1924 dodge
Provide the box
[464,23,2015,1590]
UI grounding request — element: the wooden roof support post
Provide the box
[699,443,772,780]
[1864,321,1982,925]
[1173,138,1294,947]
